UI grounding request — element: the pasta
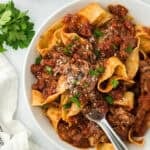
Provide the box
[31,2,150,149]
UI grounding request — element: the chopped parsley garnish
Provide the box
[94,49,100,58]
[93,28,104,38]
[73,35,79,41]
[63,94,81,109]
[89,66,105,77]
[63,102,72,109]
[96,67,105,73]
[125,44,133,53]
[45,66,52,74]
[104,95,114,104]
[63,43,73,56]
[111,79,119,89]
[70,96,80,108]
[70,93,80,107]
[35,56,42,64]
[72,79,78,86]
[0,1,35,52]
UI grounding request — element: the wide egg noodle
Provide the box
[97,56,133,93]
[46,106,61,130]
[78,3,112,25]
[32,90,45,106]
[37,20,63,56]
[32,75,67,106]
[125,38,140,79]
[136,25,150,54]
[60,26,87,45]
[128,128,144,145]
[114,91,134,111]
[97,143,114,150]
[61,92,81,124]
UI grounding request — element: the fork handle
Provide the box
[97,118,128,150]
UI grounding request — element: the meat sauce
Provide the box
[31,4,150,148]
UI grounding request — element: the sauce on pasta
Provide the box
[31,3,150,149]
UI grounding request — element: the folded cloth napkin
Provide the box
[0,54,41,150]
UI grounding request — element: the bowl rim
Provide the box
[23,0,150,149]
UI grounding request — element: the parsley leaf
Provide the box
[111,79,119,89]
[89,66,105,77]
[63,94,81,109]
[0,10,12,26]
[94,49,100,58]
[104,95,114,104]
[70,94,80,108]
[125,44,133,53]
[63,43,73,56]
[35,56,42,64]
[93,28,104,38]
[0,1,35,52]
[72,79,78,86]
[63,102,72,109]
[45,66,53,74]
[73,35,79,41]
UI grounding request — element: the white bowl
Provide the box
[23,0,150,149]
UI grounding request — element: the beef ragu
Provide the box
[31,3,150,149]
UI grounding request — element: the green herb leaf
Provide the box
[45,66,53,74]
[93,28,104,38]
[35,56,42,64]
[63,102,72,109]
[94,49,100,58]
[0,10,12,26]
[89,66,105,77]
[0,1,35,52]
[72,79,78,86]
[125,45,133,53]
[96,67,105,74]
[73,35,79,41]
[70,94,80,108]
[105,95,114,104]
[63,43,73,56]
[89,69,98,76]
[0,44,5,52]
[111,79,119,89]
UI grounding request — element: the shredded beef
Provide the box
[63,14,92,38]
[108,5,128,17]
[132,59,150,137]
[98,17,137,61]
[107,107,135,141]
[58,114,107,148]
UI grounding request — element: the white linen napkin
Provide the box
[0,54,41,150]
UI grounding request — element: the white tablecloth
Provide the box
[2,0,150,149]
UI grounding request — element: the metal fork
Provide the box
[86,110,128,150]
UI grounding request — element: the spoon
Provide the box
[86,110,128,150]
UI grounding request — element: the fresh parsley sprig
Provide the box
[0,1,35,52]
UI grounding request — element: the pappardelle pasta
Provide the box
[31,3,150,149]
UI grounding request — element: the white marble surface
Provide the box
[2,0,71,150]
[1,0,150,150]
